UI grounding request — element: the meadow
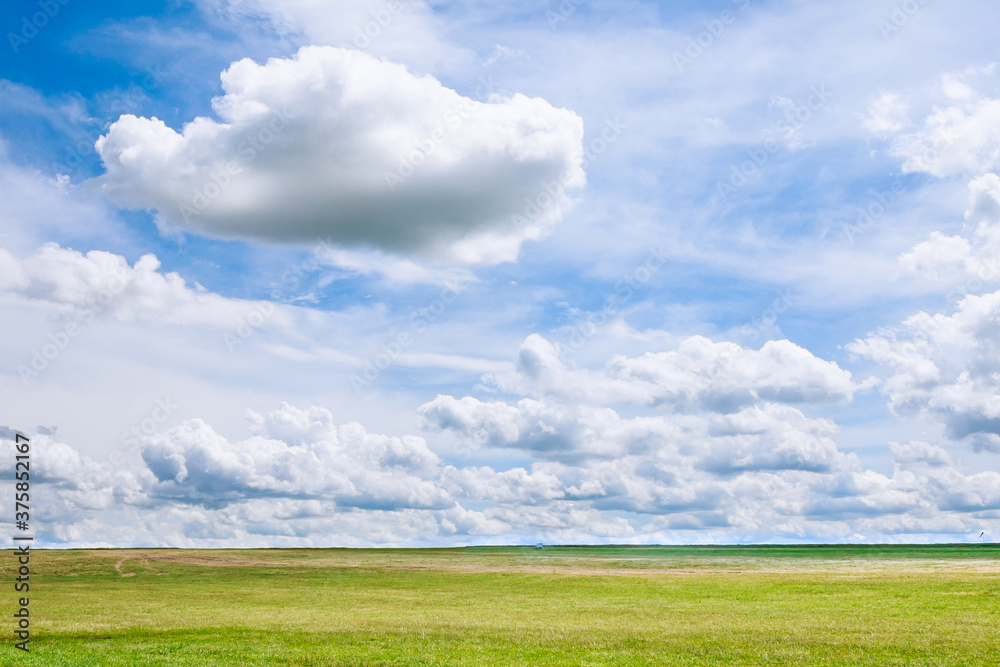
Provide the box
[3,544,999,665]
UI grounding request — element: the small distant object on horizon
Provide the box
[535,543,544,549]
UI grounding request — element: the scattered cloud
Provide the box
[849,289,1000,451]
[142,403,452,510]
[863,92,909,137]
[885,73,1000,178]
[0,243,291,331]
[483,334,856,410]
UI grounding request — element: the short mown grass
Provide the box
[3,545,999,665]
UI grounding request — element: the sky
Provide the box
[1,0,999,547]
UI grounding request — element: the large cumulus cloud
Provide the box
[93,46,585,264]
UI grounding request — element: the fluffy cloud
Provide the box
[0,161,125,254]
[899,171,1000,288]
[420,394,845,473]
[849,290,1000,450]
[484,333,856,410]
[876,71,1000,290]
[142,403,452,510]
[2,327,997,547]
[863,92,909,137]
[7,417,999,547]
[0,243,293,332]
[93,46,585,264]
[858,85,1000,452]
[416,334,1000,539]
[419,334,856,472]
[900,231,976,280]
[0,429,148,529]
[884,73,1000,178]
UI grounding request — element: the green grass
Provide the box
[3,545,999,665]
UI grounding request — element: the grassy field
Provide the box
[3,544,999,665]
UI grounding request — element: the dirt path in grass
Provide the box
[113,557,136,577]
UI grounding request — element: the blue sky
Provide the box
[2,0,1000,546]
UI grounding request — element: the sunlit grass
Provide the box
[3,545,999,665]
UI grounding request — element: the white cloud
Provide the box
[967,172,1000,224]
[0,159,124,255]
[485,334,856,410]
[4,400,1000,546]
[198,0,464,73]
[898,173,1000,287]
[888,440,953,467]
[899,231,975,280]
[94,46,585,265]
[966,172,1000,251]
[0,243,292,332]
[313,245,476,287]
[418,334,856,475]
[849,290,1000,450]
[886,74,1000,178]
[142,403,452,510]
[863,92,909,137]
[419,394,847,473]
